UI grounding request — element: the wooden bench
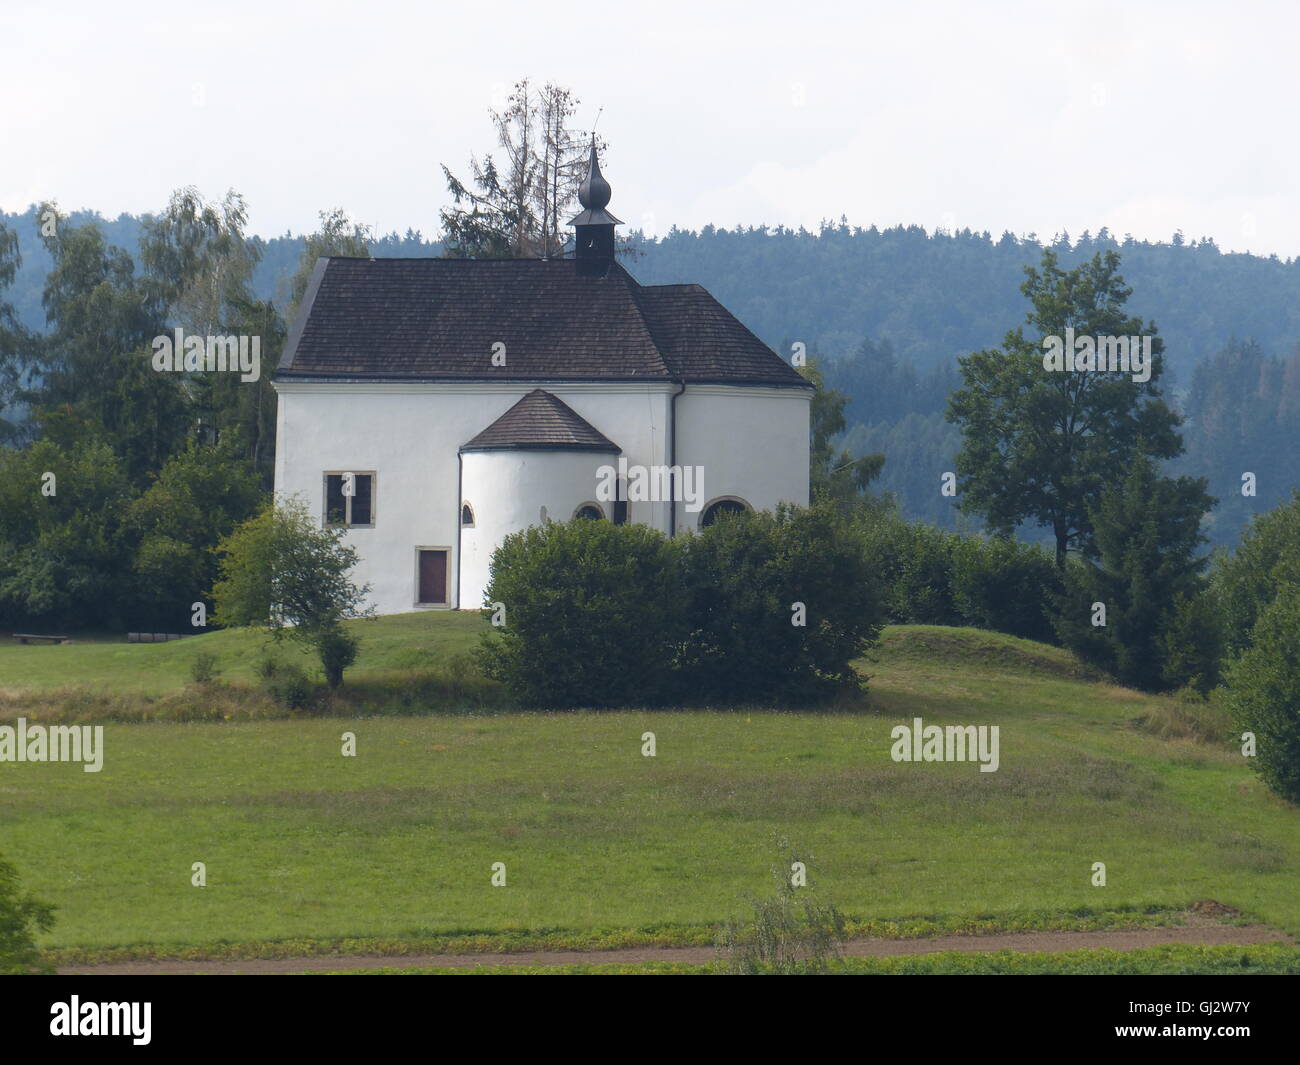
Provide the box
[14,633,70,645]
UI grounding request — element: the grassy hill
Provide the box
[0,614,1296,964]
[0,611,485,695]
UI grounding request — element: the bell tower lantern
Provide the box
[569,141,622,277]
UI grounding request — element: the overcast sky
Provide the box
[4,0,1298,256]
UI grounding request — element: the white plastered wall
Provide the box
[272,380,811,615]
[671,385,811,534]
[273,381,671,614]
[459,449,619,609]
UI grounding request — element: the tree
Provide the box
[1212,492,1300,656]
[947,249,1184,566]
[140,187,260,334]
[210,496,373,687]
[440,79,593,259]
[536,84,587,258]
[0,434,135,629]
[188,293,285,490]
[129,440,266,629]
[1175,340,1300,548]
[1159,589,1225,696]
[439,156,516,260]
[0,852,55,974]
[29,205,187,480]
[24,191,275,488]
[1225,585,1300,803]
[98,343,192,484]
[857,511,963,625]
[0,219,30,443]
[1052,453,1213,691]
[801,360,885,513]
[141,187,281,485]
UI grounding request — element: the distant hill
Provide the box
[0,208,445,332]
[4,206,1298,547]
[6,207,1300,380]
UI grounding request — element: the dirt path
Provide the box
[57,923,1290,974]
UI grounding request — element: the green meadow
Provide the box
[348,944,1300,976]
[0,611,486,695]
[0,615,1296,960]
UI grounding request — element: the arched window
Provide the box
[461,502,475,526]
[700,497,750,528]
[573,502,605,521]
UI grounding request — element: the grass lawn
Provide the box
[348,944,1300,975]
[0,615,1296,959]
[0,611,487,695]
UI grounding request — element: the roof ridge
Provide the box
[628,278,683,378]
[610,263,677,379]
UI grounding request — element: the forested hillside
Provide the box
[3,206,1297,546]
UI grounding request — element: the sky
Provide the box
[3,0,1299,256]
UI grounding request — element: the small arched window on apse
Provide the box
[461,502,475,527]
[699,496,751,528]
[573,502,605,521]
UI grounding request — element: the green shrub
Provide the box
[190,651,221,685]
[1225,585,1300,802]
[859,514,961,625]
[317,626,359,689]
[949,536,1060,642]
[477,518,684,708]
[1160,591,1225,696]
[264,663,313,711]
[677,504,883,705]
[0,853,55,974]
[719,865,846,975]
[1212,492,1300,656]
[856,511,1062,643]
[210,496,373,688]
[478,505,884,709]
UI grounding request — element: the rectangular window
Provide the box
[324,472,376,527]
[350,474,372,525]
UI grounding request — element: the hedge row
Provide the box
[475,504,1070,708]
[856,512,1061,643]
[477,505,883,708]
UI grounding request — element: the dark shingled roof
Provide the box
[276,258,810,388]
[461,389,621,453]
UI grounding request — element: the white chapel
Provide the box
[272,147,811,614]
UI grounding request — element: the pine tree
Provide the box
[440,79,594,259]
[0,219,28,443]
[1053,453,1213,690]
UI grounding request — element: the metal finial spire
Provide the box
[578,139,612,211]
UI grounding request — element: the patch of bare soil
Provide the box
[1186,899,1240,920]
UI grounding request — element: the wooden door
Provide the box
[418,550,447,604]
